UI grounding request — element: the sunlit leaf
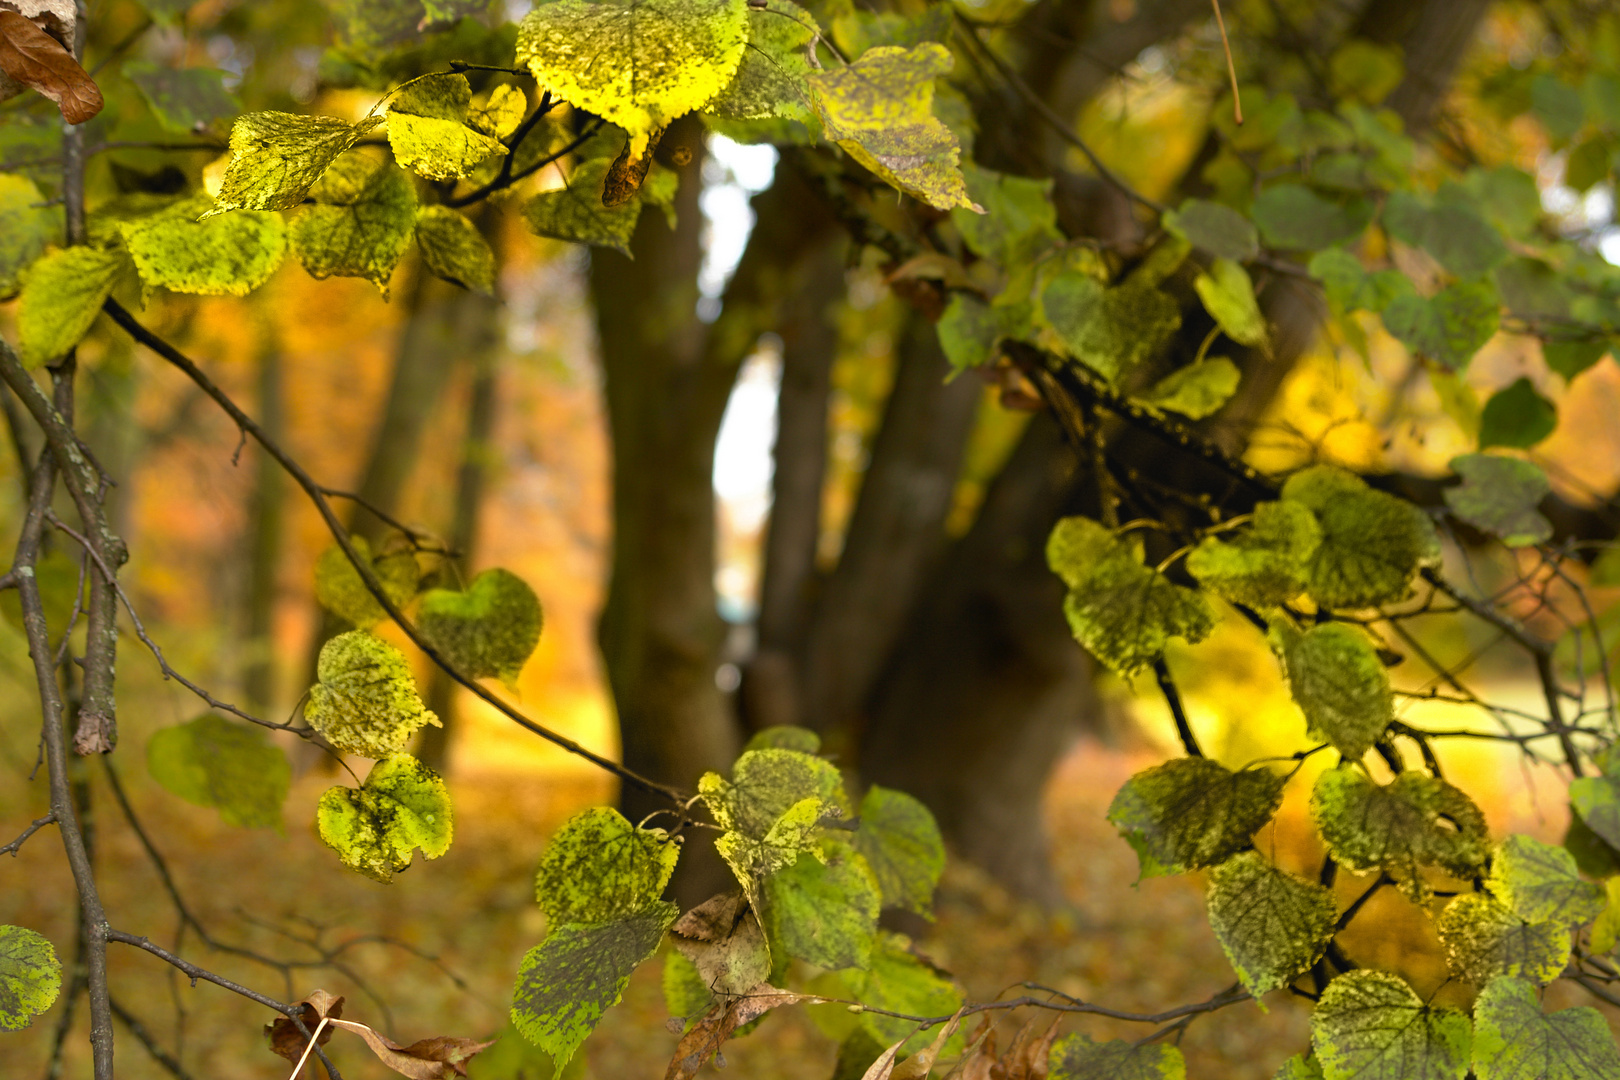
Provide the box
[0,925,61,1031]
[1443,455,1552,547]
[717,795,824,883]
[305,630,441,759]
[852,785,944,916]
[1185,500,1319,608]
[809,43,977,212]
[706,0,817,122]
[467,84,526,139]
[1194,258,1267,347]
[289,152,418,294]
[1107,757,1285,877]
[0,173,57,298]
[534,807,678,924]
[700,748,845,838]
[417,568,543,691]
[16,244,130,368]
[414,204,496,294]
[1275,622,1393,760]
[147,714,290,830]
[1436,892,1568,986]
[1310,769,1489,900]
[1472,975,1620,1080]
[1281,464,1440,609]
[209,111,383,215]
[317,753,453,882]
[1311,970,1471,1080]
[1136,358,1241,421]
[387,72,506,181]
[516,0,748,158]
[743,726,821,754]
[118,192,286,297]
[511,903,678,1076]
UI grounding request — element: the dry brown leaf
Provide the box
[671,892,771,997]
[265,990,344,1063]
[0,9,101,123]
[891,1007,968,1080]
[329,1019,496,1079]
[886,253,976,292]
[940,1019,996,1080]
[602,128,663,207]
[996,1019,1058,1080]
[860,1037,908,1080]
[663,983,804,1080]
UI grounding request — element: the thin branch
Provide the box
[0,812,55,856]
[1154,658,1202,757]
[109,996,196,1080]
[102,299,682,804]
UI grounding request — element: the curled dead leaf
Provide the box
[0,9,102,123]
[265,990,344,1063]
[603,127,664,207]
[329,1019,496,1079]
[664,983,804,1080]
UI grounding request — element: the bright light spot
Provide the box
[713,338,783,621]
[1601,228,1620,267]
[697,135,779,317]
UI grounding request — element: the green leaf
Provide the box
[510,903,678,1076]
[289,153,418,294]
[1532,75,1586,144]
[146,714,290,830]
[417,568,543,692]
[1382,191,1508,279]
[937,291,1026,373]
[1194,258,1268,347]
[1136,358,1241,420]
[1543,339,1610,381]
[1276,622,1393,760]
[210,111,384,215]
[1328,41,1404,106]
[1309,769,1489,900]
[1443,454,1552,546]
[1435,892,1569,986]
[517,0,748,158]
[1568,774,1620,854]
[716,794,825,883]
[954,163,1062,267]
[16,245,131,368]
[1381,280,1501,370]
[1042,274,1181,384]
[1281,464,1440,609]
[1206,851,1335,1000]
[843,933,961,1054]
[808,43,977,212]
[1311,970,1472,1080]
[852,785,944,915]
[1478,378,1557,450]
[662,950,717,1023]
[316,753,453,882]
[1275,1054,1326,1080]
[1251,184,1366,250]
[305,630,441,759]
[1185,500,1320,608]
[1164,199,1258,261]
[122,62,240,133]
[705,0,818,122]
[1046,516,1214,677]
[743,726,821,754]
[1106,757,1286,877]
[1127,234,1192,288]
[118,192,286,297]
[700,747,845,839]
[1048,1033,1186,1080]
[524,156,642,256]
[534,807,678,924]
[1494,257,1570,320]
[760,843,879,970]
[387,72,506,181]
[415,204,496,294]
[1588,878,1620,955]
[468,84,527,140]
[669,892,771,999]
[1472,976,1620,1080]
[0,173,58,299]
[0,926,61,1031]
[313,536,420,629]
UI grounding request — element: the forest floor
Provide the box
[3,727,1618,1080]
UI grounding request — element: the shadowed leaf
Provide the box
[147,713,290,830]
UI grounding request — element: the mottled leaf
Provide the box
[123,61,239,133]
[1488,833,1604,927]
[1443,454,1551,546]
[467,84,526,139]
[417,568,543,691]
[210,111,383,215]
[852,785,944,915]
[414,204,496,294]
[1136,358,1241,421]
[1046,516,1213,678]
[1281,464,1440,609]
[289,152,418,294]
[716,795,825,883]
[1478,378,1557,450]
[1194,258,1268,347]
[1048,1033,1185,1080]
[843,933,961,1054]
[147,714,290,830]
[1472,976,1620,1080]
[516,0,747,158]
[523,156,641,256]
[1312,970,1471,1080]
[1381,280,1501,370]
[1436,892,1568,986]
[1164,199,1258,261]
[317,754,453,882]
[809,43,976,212]
[16,244,130,368]
[1041,273,1181,384]
[1310,769,1489,900]
[1382,191,1508,279]
[1275,1054,1326,1080]
[118,192,286,297]
[510,904,677,1076]
[1107,757,1286,877]
[700,747,845,838]
[1568,774,1620,857]
[1207,851,1336,999]
[313,536,420,629]
[0,925,60,1031]
[706,0,817,122]
[955,163,1061,267]
[1185,500,1320,608]
[305,630,441,759]
[744,726,821,754]
[1276,622,1393,760]
[759,843,879,970]
[534,806,677,926]
[388,72,505,181]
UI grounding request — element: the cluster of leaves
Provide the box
[509,727,952,1076]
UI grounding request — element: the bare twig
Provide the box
[109,996,197,1080]
[0,812,55,856]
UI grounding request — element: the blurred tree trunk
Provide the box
[242,324,284,715]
